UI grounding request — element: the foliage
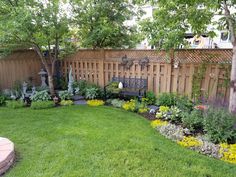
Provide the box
[158,123,185,141]
[110,99,125,108]
[151,119,168,128]
[0,93,6,106]
[87,99,104,106]
[31,101,55,110]
[58,90,73,100]
[78,80,88,96]
[6,100,25,109]
[178,136,202,148]
[169,106,181,123]
[85,87,100,100]
[138,107,149,114]
[156,106,170,119]
[60,100,74,106]
[30,90,51,102]
[72,0,142,49]
[220,143,236,164]
[181,109,204,132]
[122,99,137,112]
[106,82,121,94]
[203,107,236,144]
[156,93,177,107]
[175,95,193,113]
[143,91,156,105]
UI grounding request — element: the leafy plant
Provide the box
[144,91,156,105]
[178,136,202,148]
[0,93,6,106]
[85,87,99,100]
[30,90,51,101]
[60,100,74,106]
[6,100,25,109]
[138,107,149,113]
[122,99,137,112]
[78,80,88,96]
[181,109,204,132]
[169,106,181,123]
[87,100,104,106]
[203,108,236,144]
[31,101,55,109]
[175,95,193,113]
[106,82,121,94]
[58,90,73,100]
[156,93,177,107]
[111,99,125,108]
[156,106,170,119]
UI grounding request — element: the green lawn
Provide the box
[0,106,236,177]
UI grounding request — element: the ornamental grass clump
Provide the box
[151,119,168,128]
[178,136,202,148]
[87,100,104,106]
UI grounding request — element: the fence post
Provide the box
[166,49,174,92]
[98,49,105,87]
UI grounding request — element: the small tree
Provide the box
[140,0,236,113]
[71,0,142,49]
[0,0,76,95]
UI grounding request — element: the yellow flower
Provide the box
[87,100,104,106]
[220,143,236,164]
[151,119,168,128]
[178,136,202,148]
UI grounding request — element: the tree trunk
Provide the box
[229,45,236,113]
[47,74,55,96]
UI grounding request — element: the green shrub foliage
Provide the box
[30,90,51,101]
[156,93,177,107]
[6,100,25,109]
[145,91,156,105]
[31,101,55,110]
[58,90,73,100]
[181,109,204,132]
[0,93,6,106]
[203,107,236,144]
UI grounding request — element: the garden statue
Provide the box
[22,81,28,95]
[38,69,47,88]
[68,65,74,94]
[32,86,36,95]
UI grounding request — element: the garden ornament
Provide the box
[38,69,47,88]
[22,81,28,95]
[68,65,74,94]
[118,82,123,89]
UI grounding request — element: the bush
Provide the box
[87,100,104,106]
[156,106,170,119]
[78,80,88,96]
[156,93,177,107]
[111,99,125,108]
[122,99,138,112]
[175,95,193,113]
[60,100,74,106]
[31,101,55,109]
[181,109,204,132]
[0,93,6,106]
[58,90,73,100]
[85,87,99,100]
[106,82,121,94]
[203,107,236,143]
[144,91,156,105]
[169,106,182,123]
[30,90,51,101]
[6,100,25,109]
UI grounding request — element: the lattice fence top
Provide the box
[65,49,232,64]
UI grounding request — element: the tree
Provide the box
[0,0,76,96]
[140,0,236,113]
[71,0,142,49]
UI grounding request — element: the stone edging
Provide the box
[0,138,15,176]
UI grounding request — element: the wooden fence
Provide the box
[0,49,232,102]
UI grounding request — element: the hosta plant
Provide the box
[30,90,51,101]
[58,90,73,100]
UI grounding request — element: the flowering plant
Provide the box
[87,100,104,106]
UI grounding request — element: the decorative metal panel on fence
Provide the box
[0,49,232,102]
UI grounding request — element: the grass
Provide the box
[0,105,236,177]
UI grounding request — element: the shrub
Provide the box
[144,91,156,105]
[60,100,74,106]
[178,136,202,148]
[203,107,236,143]
[87,99,104,106]
[181,109,204,132]
[31,101,55,109]
[78,80,88,96]
[58,90,73,100]
[30,90,51,101]
[111,99,125,108]
[0,94,6,106]
[106,82,121,94]
[122,99,137,112]
[156,106,170,119]
[6,100,25,109]
[85,87,99,100]
[169,106,181,123]
[175,95,193,113]
[156,93,177,107]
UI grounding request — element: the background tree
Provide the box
[71,0,142,49]
[140,0,236,113]
[0,0,76,95]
